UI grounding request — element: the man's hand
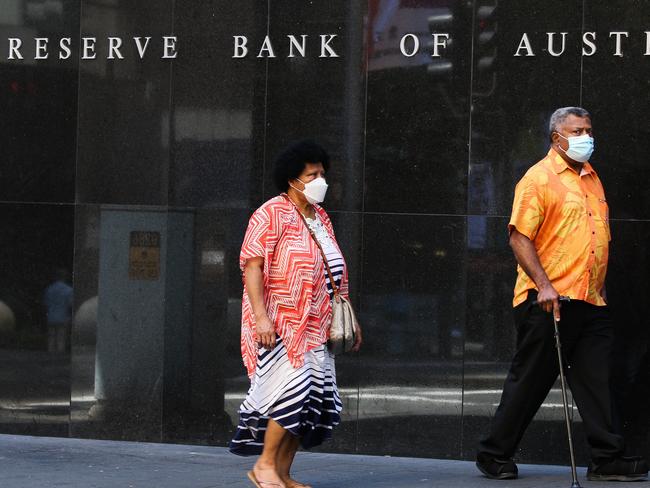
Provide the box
[537,283,561,321]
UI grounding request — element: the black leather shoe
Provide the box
[587,456,649,481]
[476,453,518,480]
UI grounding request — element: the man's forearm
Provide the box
[510,231,552,290]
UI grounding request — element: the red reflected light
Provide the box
[10,81,21,93]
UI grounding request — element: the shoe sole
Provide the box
[587,473,648,482]
[476,461,518,480]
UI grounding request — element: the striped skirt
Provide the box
[229,336,342,456]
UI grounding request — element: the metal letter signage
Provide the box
[4,29,650,62]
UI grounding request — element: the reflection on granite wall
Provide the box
[0,0,648,466]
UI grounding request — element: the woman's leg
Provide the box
[277,434,312,488]
[252,419,287,487]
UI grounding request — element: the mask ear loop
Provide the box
[288,179,306,195]
[553,131,569,155]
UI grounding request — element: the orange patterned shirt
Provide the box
[509,148,610,307]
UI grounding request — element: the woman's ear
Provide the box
[290,178,303,190]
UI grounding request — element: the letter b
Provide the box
[233,36,248,58]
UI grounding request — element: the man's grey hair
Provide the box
[549,107,591,140]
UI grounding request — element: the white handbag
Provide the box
[327,293,359,355]
[298,211,358,355]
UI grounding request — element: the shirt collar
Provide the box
[547,147,596,176]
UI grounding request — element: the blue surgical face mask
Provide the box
[557,133,594,163]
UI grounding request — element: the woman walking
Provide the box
[230,140,362,488]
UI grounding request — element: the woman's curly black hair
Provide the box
[272,140,330,192]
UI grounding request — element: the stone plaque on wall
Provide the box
[128,231,161,280]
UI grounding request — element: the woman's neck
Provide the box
[286,189,313,216]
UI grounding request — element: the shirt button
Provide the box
[589,212,592,216]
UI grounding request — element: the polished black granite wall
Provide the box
[0,0,648,467]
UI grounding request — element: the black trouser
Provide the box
[478,292,624,461]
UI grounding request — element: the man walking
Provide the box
[44,268,73,354]
[476,107,648,481]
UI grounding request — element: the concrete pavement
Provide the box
[0,434,647,488]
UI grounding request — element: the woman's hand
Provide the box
[244,257,276,349]
[352,323,363,352]
[255,314,276,350]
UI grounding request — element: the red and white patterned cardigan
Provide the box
[239,194,349,378]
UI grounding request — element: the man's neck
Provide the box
[554,145,584,173]
[566,159,584,174]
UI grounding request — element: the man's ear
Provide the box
[551,131,560,144]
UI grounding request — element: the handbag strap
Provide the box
[286,196,340,298]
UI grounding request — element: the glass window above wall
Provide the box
[0,0,79,204]
[24,0,64,30]
[364,0,472,215]
[0,0,23,25]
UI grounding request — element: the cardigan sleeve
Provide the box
[240,202,280,272]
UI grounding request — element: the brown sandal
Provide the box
[247,470,284,488]
[285,481,312,488]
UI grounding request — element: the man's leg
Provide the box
[48,326,56,353]
[565,304,624,461]
[567,303,648,480]
[479,297,561,460]
[63,320,71,354]
[57,326,66,353]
